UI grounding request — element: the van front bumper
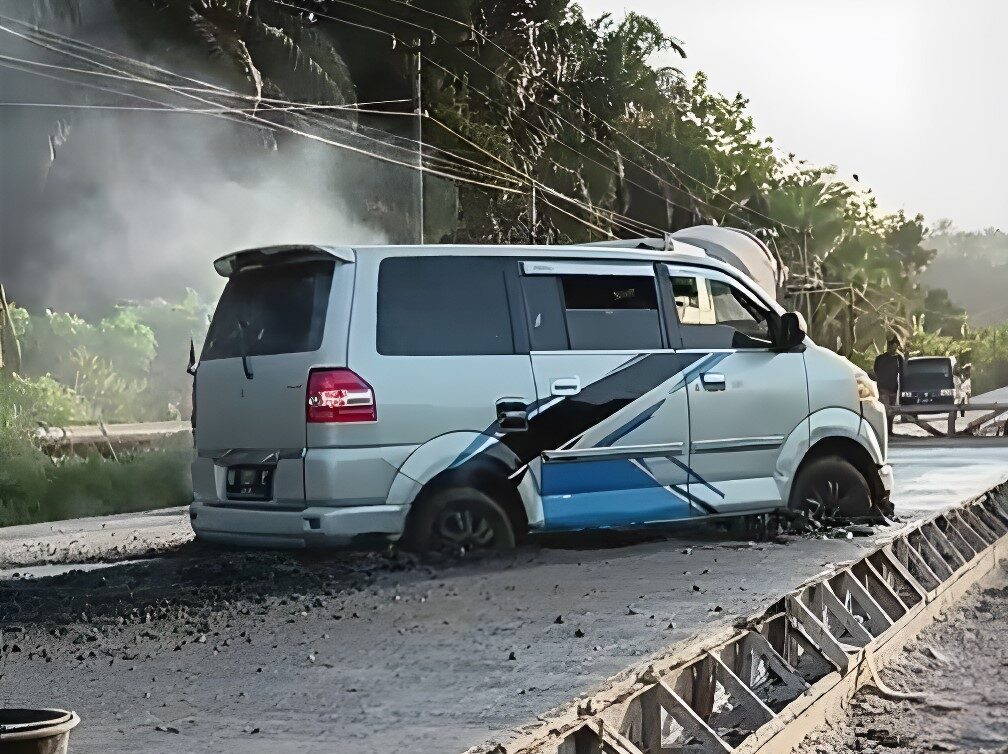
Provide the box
[189,500,408,548]
[878,463,894,493]
[878,461,895,491]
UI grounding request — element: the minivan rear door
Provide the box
[195,251,348,464]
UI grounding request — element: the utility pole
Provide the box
[412,40,424,245]
[994,328,999,384]
[847,285,856,356]
[529,183,537,244]
[0,283,22,375]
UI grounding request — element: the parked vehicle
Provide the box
[900,355,971,415]
[188,233,893,552]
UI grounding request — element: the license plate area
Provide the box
[225,465,275,501]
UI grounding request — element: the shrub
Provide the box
[0,425,192,528]
[9,291,210,422]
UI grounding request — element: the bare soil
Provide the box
[798,562,1008,754]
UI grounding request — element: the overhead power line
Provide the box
[0,13,680,240]
[0,30,527,197]
[288,0,796,232]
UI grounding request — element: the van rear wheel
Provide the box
[402,487,516,554]
[789,456,872,520]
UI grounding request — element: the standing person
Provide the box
[873,336,904,433]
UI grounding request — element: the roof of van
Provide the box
[213,241,785,310]
[216,240,730,275]
[354,242,714,261]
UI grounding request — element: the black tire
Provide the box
[401,487,517,554]
[789,456,873,519]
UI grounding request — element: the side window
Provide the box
[710,281,770,341]
[521,272,664,351]
[672,273,771,350]
[560,274,662,350]
[377,257,515,355]
[671,275,714,324]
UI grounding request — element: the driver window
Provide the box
[671,275,714,325]
[671,273,771,349]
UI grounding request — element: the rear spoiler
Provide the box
[213,245,354,277]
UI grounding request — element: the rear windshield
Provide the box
[904,359,953,390]
[202,261,334,360]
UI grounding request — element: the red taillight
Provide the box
[306,368,376,423]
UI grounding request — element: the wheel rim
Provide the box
[803,478,866,518]
[433,504,497,551]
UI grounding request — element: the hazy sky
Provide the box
[581,0,1006,232]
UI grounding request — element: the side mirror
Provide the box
[772,311,806,351]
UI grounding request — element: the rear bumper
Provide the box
[899,393,963,406]
[189,500,408,548]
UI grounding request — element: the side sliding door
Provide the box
[514,259,700,531]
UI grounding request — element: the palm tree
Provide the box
[0,0,357,201]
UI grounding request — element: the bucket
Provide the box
[0,709,80,754]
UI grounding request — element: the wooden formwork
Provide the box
[889,402,1008,437]
[487,489,1008,754]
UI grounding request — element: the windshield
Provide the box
[202,261,334,360]
[904,359,953,391]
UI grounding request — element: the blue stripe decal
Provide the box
[542,487,694,530]
[595,400,666,448]
[602,352,650,378]
[631,459,719,515]
[666,456,725,499]
[670,484,719,514]
[540,459,693,530]
[449,435,494,469]
[667,352,729,394]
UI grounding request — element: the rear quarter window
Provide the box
[202,260,334,360]
[377,257,516,356]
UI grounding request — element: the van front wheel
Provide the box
[789,456,872,519]
[402,487,516,554]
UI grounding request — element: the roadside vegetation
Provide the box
[7,292,209,423]
[0,294,206,526]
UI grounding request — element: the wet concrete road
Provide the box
[890,438,1008,515]
[0,442,1006,754]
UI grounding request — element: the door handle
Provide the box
[701,372,726,391]
[551,377,581,396]
[496,399,529,432]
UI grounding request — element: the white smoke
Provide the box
[22,112,390,310]
[0,4,401,314]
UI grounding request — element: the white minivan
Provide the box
[189,234,893,552]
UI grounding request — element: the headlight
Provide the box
[855,372,879,401]
[939,388,955,397]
